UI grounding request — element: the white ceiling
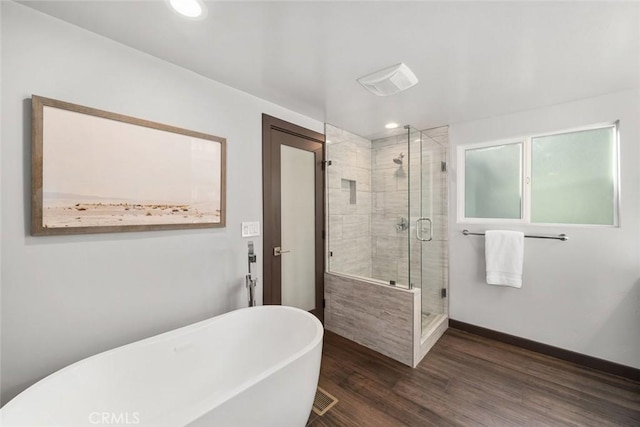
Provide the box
[19,1,640,138]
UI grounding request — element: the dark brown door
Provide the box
[262,114,324,322]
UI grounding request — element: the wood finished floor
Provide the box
[307,329,640,426]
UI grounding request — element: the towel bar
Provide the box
[462,229,568,241]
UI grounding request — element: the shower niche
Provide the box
[324,124,449,367]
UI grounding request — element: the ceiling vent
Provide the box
[357,63,418,96]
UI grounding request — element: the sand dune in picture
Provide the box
[43,196,220,228]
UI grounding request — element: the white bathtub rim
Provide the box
[165,306,324,426]
[2,305,324,426]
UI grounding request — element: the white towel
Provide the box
[485,230,524,288]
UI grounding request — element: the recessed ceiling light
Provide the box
[385,122,399,129]
[167,0,206,19]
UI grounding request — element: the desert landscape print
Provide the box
[38,102,224,231]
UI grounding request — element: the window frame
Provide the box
[457,121,620,227]
[457,138,526,224]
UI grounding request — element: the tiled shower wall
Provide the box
[370,127,450,310]
[327,125,449,312]
[326,127,372,278]
[370,134,411,286]
[324,272,418,366]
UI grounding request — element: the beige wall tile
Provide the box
[324,273,416,366]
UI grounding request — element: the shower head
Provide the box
[393,152,405,165]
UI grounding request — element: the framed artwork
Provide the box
[31,95,226,235]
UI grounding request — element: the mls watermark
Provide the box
[89,412,140,425]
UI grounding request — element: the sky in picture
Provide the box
[42,106,221,207]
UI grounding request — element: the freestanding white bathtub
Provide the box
[1,305,324,427]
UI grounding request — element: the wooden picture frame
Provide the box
[31,95,226,235]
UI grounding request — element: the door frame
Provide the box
[262,114,325,322]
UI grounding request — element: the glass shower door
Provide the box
[409,128,448,337]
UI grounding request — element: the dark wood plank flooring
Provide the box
[307,329,640,426]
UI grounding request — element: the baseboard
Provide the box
[449,319,640,382]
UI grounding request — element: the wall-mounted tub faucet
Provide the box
[396,217,409,232]
[246,241,257,307]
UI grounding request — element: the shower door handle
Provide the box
[416,218,433,242]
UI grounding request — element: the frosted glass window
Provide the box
[531,127,616,225]
[464,143,522,219]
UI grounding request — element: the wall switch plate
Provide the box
[241,221,260,237]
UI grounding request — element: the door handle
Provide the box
[273,246,291,257]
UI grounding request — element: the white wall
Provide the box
[449,90,640,369]
[0,2,323,404]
